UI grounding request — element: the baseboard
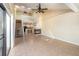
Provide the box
[41,34,79,46]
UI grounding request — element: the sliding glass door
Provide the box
[0,5,4,56]
[0,4,11,56]
[0,4,7,56]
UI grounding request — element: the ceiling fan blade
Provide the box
[33,3,47,13]
[24,11,27,14]
[41,10,44,13]
[32,9,38,10]
[42,8,48,10]
[36,11,39,13]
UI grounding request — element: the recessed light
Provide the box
[15,5,20,8]
[27,8,31,10]
[21,6,25,9]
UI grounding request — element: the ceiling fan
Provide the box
[32,3,48,13]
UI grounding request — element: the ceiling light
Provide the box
[15,5,20,8]
[27,8,31,10]
[21,6,25,9]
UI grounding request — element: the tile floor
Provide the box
[9,34,79,56]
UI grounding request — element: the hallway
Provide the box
[9,34,79,56]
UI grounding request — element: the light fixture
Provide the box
[27,8,31,10]
[21,6,25,9]
[15,5,20,9]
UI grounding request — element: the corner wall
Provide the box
[42,12,79,46]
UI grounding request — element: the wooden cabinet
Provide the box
[15,20,23,37]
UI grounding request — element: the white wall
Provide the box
[16,14,33,21]
[42,12,79,46]
[21,14,33,23]
[11,14,15,48]
[33,13,43,29]
[6,12,11,53]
